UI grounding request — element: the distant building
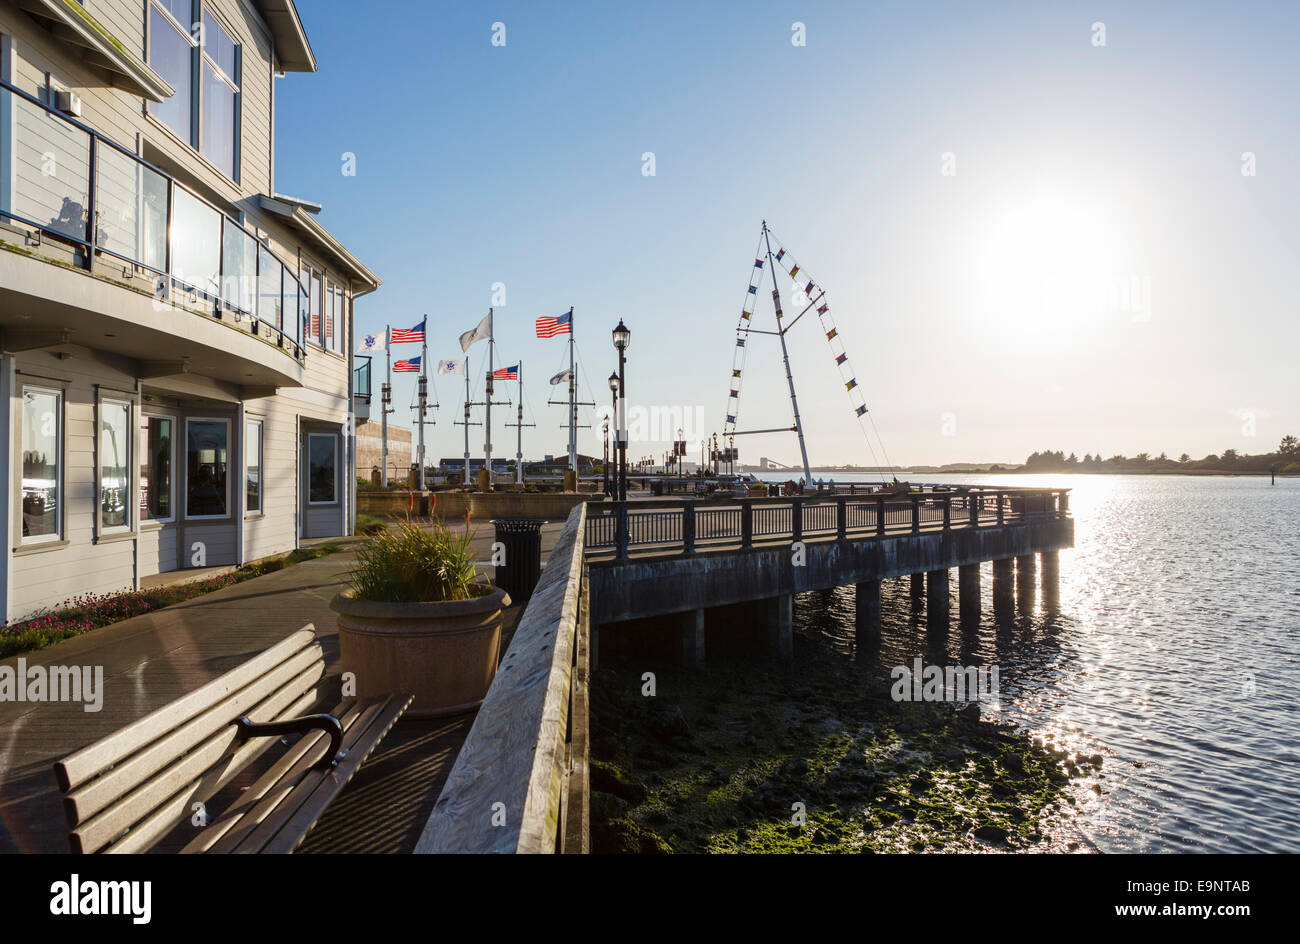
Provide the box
[527,453,597,474]
[357,422,412,480]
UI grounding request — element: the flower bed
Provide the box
[0,544,340,659]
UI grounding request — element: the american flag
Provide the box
[492,364,519,380]
[391,319,425,344]
[535,311,572,338]
[393,356,421,373]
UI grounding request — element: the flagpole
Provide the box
[381,325,391,487]
[516,360,524,485]
[485,308,494,485]
[568,306,577,473]
[463,355,472,486]
[417,315,428,491]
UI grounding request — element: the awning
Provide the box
[17,0,174,102]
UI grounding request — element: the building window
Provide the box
[186,418,229,518]
[245,419,262,513]
[99,397,132,532]
[147,1,241,182]
[302,265,322,346]
[140,414,174,522]
[200,12,239,180]
[308,434,336,504]
[147,1,194,142]
[20,386,62,542]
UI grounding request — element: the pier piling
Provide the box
[959,563,981,628]
[992,558,1014,622]
[679,609,706,669]
[855,579,882,653]
[926,569,950,630]
[1016,554,1037,614]
[1040,550,1060,611]
[764,595,794,660]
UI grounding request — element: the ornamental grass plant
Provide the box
[348,516,488,603]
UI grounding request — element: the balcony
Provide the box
[354,354,371,422]
[0,79,307,389]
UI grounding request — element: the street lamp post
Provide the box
[607,371,619,500]
[612,320,631,503]
[602,415,610,497]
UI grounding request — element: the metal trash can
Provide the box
[491,518,544,602]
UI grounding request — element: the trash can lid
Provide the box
[491,517,545,532]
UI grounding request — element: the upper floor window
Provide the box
[326,280,344,353]
[302,265,322,346]
[147,1,241,182]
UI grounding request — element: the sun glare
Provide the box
[968,187,1131,335]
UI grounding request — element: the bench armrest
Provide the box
[236,713,345,768]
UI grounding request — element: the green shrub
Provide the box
[348,517,487,603]
[355,513,388,535]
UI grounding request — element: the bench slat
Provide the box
[56,627,319,791]
[78,681,320,855]
[256,694,412,854]
[64,646,324,826]
[183,698,377,854]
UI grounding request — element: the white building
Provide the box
[0,0,378,620]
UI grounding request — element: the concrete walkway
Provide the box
[0,520,569,854]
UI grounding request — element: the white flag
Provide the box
[549,368,573,386]
[357,329,386,353]
[459,312,491,352]
[437,359,466,376]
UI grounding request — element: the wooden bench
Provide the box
[54,626,412,854]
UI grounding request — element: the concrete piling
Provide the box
[679,608,706,669]
[764,594,793,660]
[1040,550,1060,611]
[992,558,1014,622]
[926,569,950,630]
[855,579,882,652]
[1016,553,1037,614]
[958,563,981,628]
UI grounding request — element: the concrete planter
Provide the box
[330,586,511,719]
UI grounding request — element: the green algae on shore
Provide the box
[590,658,1096,854]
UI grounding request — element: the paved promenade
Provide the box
[0,520,568,854]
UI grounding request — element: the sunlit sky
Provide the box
[274,1,1299,467]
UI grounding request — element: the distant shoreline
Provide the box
[743,468,1298,478]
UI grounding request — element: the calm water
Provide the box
[776,473,1300,853]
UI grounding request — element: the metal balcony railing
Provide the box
[354,355,372,402]
[0,79,305,358]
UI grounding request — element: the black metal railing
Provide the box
[0,79,305,357]
[584,487,1071,555]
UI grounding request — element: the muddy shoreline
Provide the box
[590,652,1099,853]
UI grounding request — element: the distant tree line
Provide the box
[1023,436,1300,473]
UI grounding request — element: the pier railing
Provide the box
[416,502,590,853]
[585,487,1070,556]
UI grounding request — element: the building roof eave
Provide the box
[258,194,381,294]
[254,0,317,72]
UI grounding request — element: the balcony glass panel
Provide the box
[96,144,168,272]
[2,91,91,242]
[170,186,221,297]
[282,267,302,345]
[258,245,282,331]
[221,218,256,313]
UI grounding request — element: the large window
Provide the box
[140,414,174,522]
[147,1,194,141]
[21,386,62,542]
[245,419,262,514]
[186,418,229,518]
[99,397,132,532]
[147,1,241,182]
[308,434,336,504]
[200,12,239,179]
